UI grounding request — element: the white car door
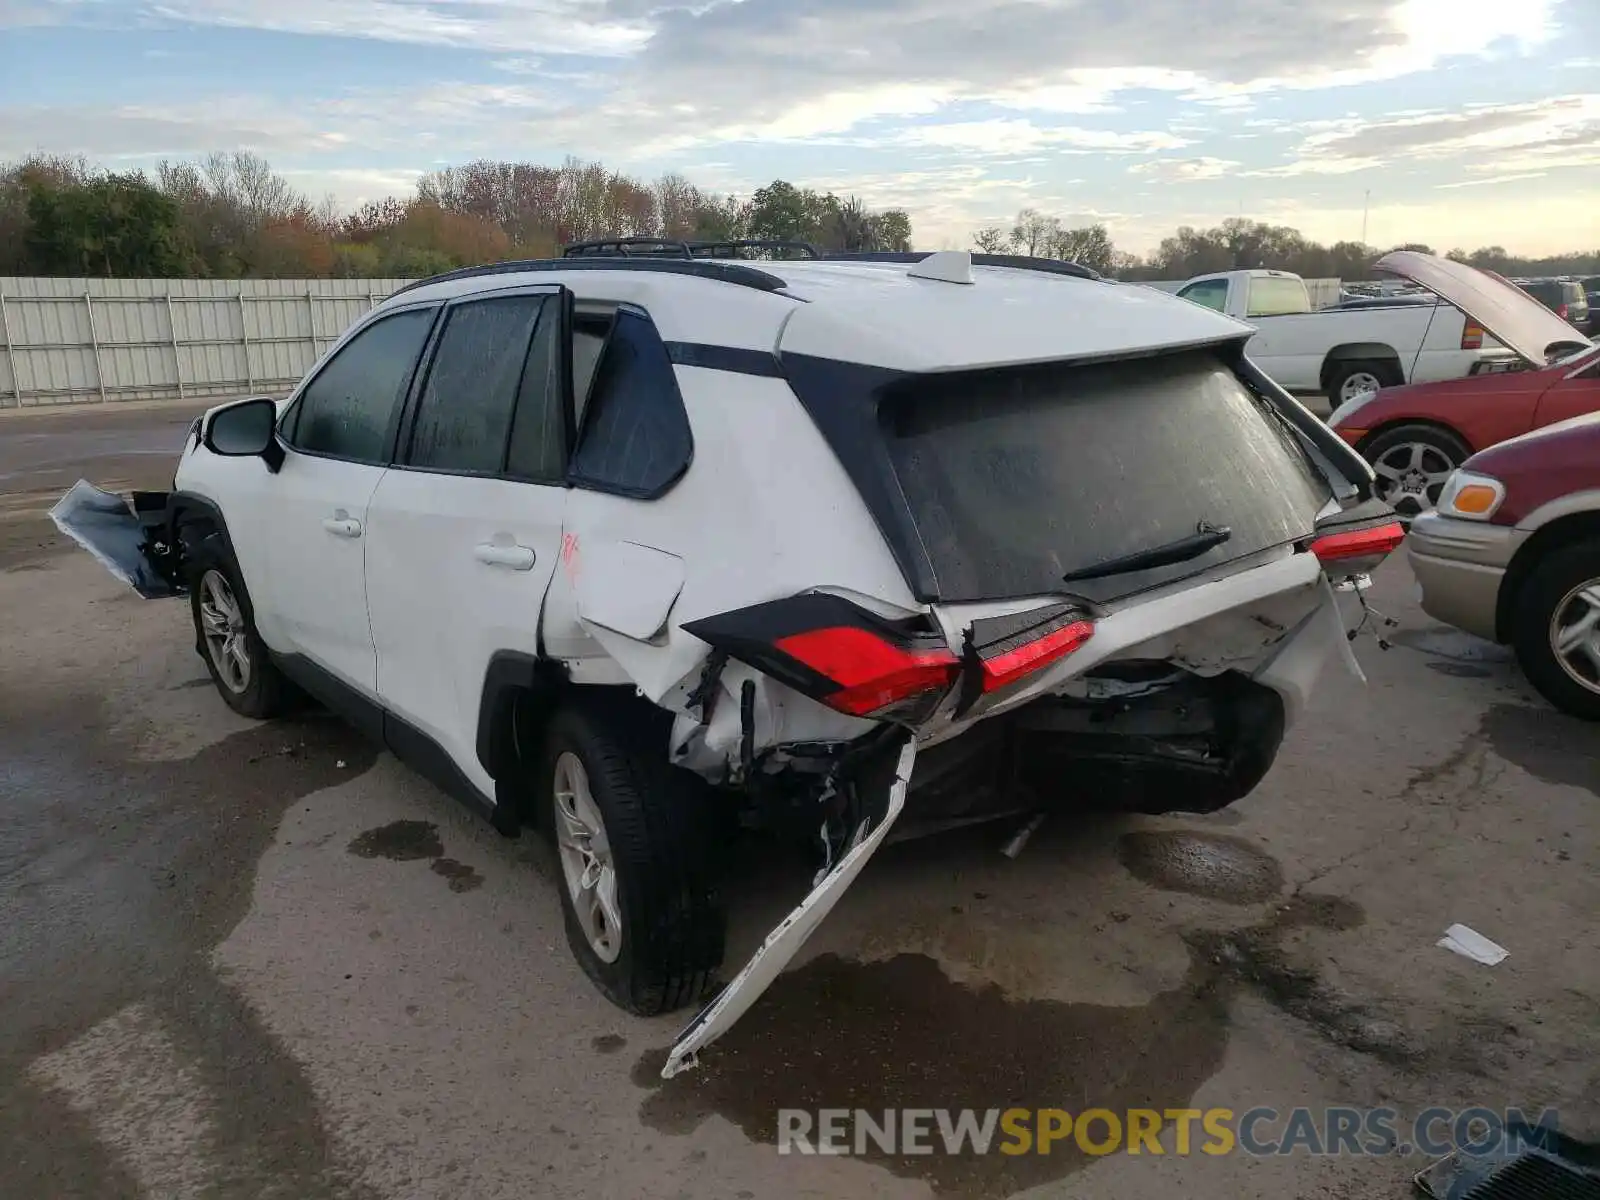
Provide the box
[364,286,572,802]
[264,303,439,697]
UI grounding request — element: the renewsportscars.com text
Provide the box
[777,1106,1558,1158]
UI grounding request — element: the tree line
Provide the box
[975,209,1598,282]
[0,152,913,280]
[2,151,1593,282]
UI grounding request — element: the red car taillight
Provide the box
[1461,322,1484,350]
[1307,521,1406,574]
[683,593,960,722]
[1557,303,1569,320]
[772,626,959,718]
[683,594,1096,725]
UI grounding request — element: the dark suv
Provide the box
[1517,278,1591,334]
[1581,277,1600,337]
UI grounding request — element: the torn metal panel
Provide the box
[662,736,917,1078]
[49,481,180,599]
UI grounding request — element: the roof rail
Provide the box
[823,250,1104,282]
[563,237,820,261]
[389,256,789,297]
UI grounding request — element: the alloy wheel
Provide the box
[1339,371,1382,404]
[1370,441,1456,518]
[553,751,623,963]
[1550,579,1600,697]
[198,569,252,694]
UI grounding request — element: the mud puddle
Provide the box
[634,894,1371,1198]
[1116,829,1284,904]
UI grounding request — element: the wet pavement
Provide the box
[1,401,1597,1200]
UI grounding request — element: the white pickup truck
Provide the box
[1174,268,1513,406]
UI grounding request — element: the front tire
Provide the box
[1359,423,1470,519]
[189,556,288,719]
[1511,539,1600,721]
[540,696,725,1014]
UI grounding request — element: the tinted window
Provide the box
[568,309,691,498]
[408,294,545,474]
[1178,279,1227,312]
[292,308,434,464]
[505,300,569,482]
[1521,281,1560,308]
[1245,276,1310,317]
[880,350,1332,603]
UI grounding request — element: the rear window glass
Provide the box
[880,350,1332,603]
[1245,276,1310,317]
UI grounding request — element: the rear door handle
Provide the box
[322,514,362,538]
[474,542,536,571]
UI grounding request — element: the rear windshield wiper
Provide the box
[1060,521,1232,584]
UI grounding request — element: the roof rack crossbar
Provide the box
[390,256,789,297]
[822,250,1104,282]
[562,237,821,261]
[562,237,698,259]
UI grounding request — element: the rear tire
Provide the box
[1510,539,1600,722]
[188,552,289,719]
[1326,358,1401,406]
[1359,423,1470,520]
[540,694,726,1015]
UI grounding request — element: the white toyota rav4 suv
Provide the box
[64,241,1401,1075]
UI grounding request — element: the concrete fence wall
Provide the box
[0,277,417,408]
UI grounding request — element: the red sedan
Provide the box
[1328,252,1598,518]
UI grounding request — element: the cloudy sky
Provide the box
[1,0,1595,255]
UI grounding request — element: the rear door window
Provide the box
[288,307,435,464]
[406,294,546,475]
[568,308,692,498]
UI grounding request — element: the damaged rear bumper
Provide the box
[664,736,917,1078]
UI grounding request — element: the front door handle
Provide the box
[474,542,536,571]
[322,513,363,538]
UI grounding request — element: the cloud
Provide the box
[1250,94,1600,177]
[1128,156,1240,181]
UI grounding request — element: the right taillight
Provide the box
[1461,322,1484,350]
[1557,303,1569,319]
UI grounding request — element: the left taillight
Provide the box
[682,594,960,723]
[1307,521,1406,574]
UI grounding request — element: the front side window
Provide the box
[568,308,692,498]
[1178,279,1228,312]
[289,307,435,464]
[407,294,547,475]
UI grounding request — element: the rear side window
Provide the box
[1177,279,1227,312]
[568,309,692,498]
[290,307,434,464]
[407,294,546,475]
[1522,282,1559,308]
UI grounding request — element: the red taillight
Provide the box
[979,620,1095,693]
[1461,322,1484,350]
[1557,304,1569,319]
[1308,521,1406,572]
[774,627,958,717]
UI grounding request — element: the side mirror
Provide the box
[204,397,285,472]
